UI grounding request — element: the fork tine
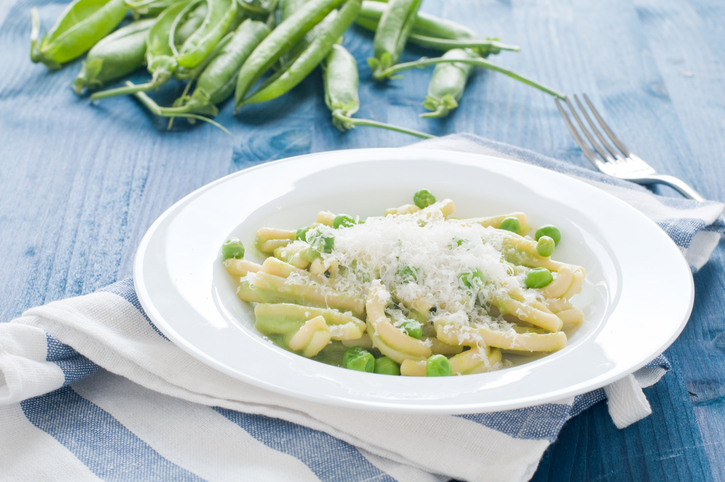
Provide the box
[555,98,607,171]
[563,97,617,163]
[582,94,631,157]
[573,95,625,161]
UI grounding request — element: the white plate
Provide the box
[134,148,694,413]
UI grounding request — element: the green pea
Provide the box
[222,238,245,259]
[397,266,419,283]
[535,225,561,246]
[342,346,365,366]
[309,230,335,253]
[321,236,335,253]
[536,236,555,257]
[343,347,374,372]
[400,319,422,339]
[296,227,310,241]
[333,215,356,229]
[374,356,401,375]
[413,189,437,209]
[426,354,452,377]
[499,217,522,234]
[459,268,484,289]
[306,247,321,261]
[525,267,554,289]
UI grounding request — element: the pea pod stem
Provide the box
[29,8,44,65]
[90,80,161,101]
[376,57,565,99]
[406,34,519,54]
[355,15,519,55]
[128,81,233,137]
[332,110,434,139]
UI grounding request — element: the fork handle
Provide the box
[623,174,707,202]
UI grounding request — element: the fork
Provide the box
[555,94,706,201]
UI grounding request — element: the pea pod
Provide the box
[171,0,238,68]
[237,0,276,19]
[368,0,423,80]
[72,18,156,94]
[421,48,476,118]
[355,2,519,56]
[373,55,566,99]
[233,0,345,109]
[277,0,309,66]
[174,2,208,46]
[241,0,361,106]
[140,19,271,120]
[277,0,336,68]
[90,2,191,100]
[91,0,236,101]
[30,0,128,69]
[323,44,433,139]
[125,0,182,18]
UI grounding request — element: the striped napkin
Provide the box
[1,135,723,482]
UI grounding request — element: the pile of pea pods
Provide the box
[30,0,565,137]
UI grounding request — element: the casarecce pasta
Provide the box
[222,190,585,377]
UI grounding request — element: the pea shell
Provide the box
[73,18,156,93]
[234,0,345,108]
[175,0,238,68]
[243,0,361,105]
[32,0,128,67]
[194,19,271,105]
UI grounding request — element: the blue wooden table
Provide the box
[2,0,724,480]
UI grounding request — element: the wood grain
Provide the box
[1,0,723,480]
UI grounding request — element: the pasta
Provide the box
[223,190,585,377]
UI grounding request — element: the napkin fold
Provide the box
[1,135,723,482]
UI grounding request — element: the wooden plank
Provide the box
[0,0,723,480]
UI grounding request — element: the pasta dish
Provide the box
[222,190,585,377]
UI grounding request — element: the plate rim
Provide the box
[133,147,694,413]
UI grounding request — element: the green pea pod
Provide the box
[171,0,238,68]
[421,48,476,118]
[72,18,156,94]
[151,18,271,119]
[226,4,251,33]
[90,1,188,101]
[242,0,360,106]
[277,0,309,66]
[238,0,275,19]
[30,0,128,69]
[324,44,359,121]
[125,0,185,18]
[233,0,345,110]
[174,2,208,45]
[323,44,433,139]
[356,2,519,56]
[277,0,336,69]
[199,19,271,104]
[368,0,423,80]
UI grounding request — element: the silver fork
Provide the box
[556,94,706,201]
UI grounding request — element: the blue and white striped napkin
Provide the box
[1,135,723,482]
